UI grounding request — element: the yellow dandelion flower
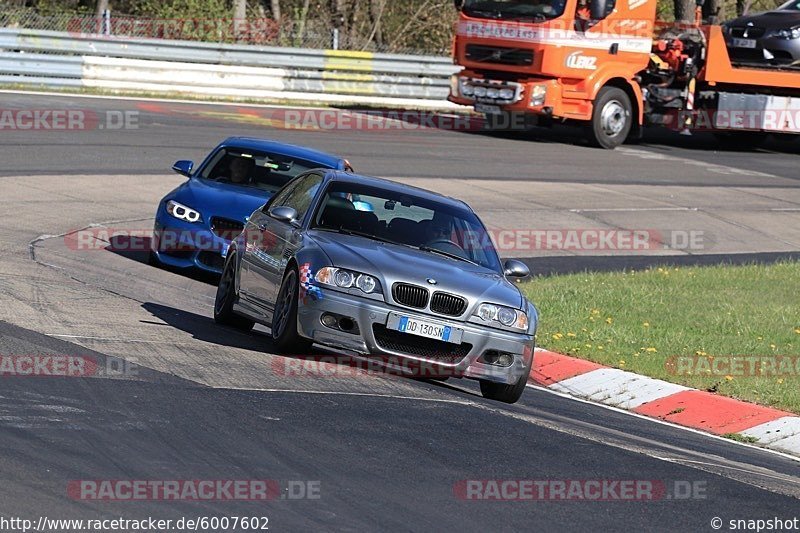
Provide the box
[645,347,657,353]
[605,317,613,324]
[598,345,604,350]
[566,332,577,338]
[585,344,592,348]
[618,360,626,367]
[643,322,650,328]
[725,375,734,381]
[778,379,785,384]
[770,344,777,349]
[794,327,800,334]
[552,333,564,340]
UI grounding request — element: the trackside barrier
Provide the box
[0,29,461,109]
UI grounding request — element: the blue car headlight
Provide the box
[475,303,529,331]
[166,200,202,223]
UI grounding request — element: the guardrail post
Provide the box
[332,28,339,50]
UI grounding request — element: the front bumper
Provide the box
[151,214,230,274]
[449,73,592,122]
[296,289,535,385]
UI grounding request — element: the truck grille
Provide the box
[372,325,471,364]
[466,44,534,66]
[210,217,244,240]
[430,292,467,317]
[392,283,429,309]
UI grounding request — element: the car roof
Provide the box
[324,170,472,212]
[219,137,345,168]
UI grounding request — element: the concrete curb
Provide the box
[530,349,800,457]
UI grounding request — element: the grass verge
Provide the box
[520,261,800,413]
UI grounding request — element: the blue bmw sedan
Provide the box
[151,137,351,273]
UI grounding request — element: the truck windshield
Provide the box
[462,0,566,20]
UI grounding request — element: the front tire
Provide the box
[214,252,254,332]
[587,87,633,150]
[271,266,313,354]
[479,355,533,404]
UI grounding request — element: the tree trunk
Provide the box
[233,0,247,42]
[270,0,281,21]
[369,0,385,48]
[673,0,696,22]
[95,0,109,33]
[701,0,719,22]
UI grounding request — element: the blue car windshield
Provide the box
[200,148,327,194]
[312,182,502,272]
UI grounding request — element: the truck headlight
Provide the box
[166,200,201,223]
[475,303,529,331]
[458,77,475,97]
[530,84,547,107]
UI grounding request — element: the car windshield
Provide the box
[200,148,327,194]
[462,0,566,20]
[311,181,502,272]
[778,0,800,9]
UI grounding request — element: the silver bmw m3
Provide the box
[214,170,538,403]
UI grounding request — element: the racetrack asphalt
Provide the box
[0,92,799,531]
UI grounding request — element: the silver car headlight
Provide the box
[166,200,201,223]
[475,303,529,331]
[316,267,381,295]
[772,27,800,40]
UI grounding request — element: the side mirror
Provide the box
[503,259,530,279]
[268,206,298,224]
[172,160,193,177]
[454,0,465,9]
[589,0,614,20]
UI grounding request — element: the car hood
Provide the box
[166,178,273,223]
[727,11,800,29]
[309,231,524,310]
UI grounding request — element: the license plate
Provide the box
[731,38,756,49]
[386,313,463,344]
[475,103,502,115]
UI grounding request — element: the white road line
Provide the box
[569,207,698,213]
[216,387,476,405]
[618,147,780,178]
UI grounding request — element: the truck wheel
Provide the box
[588,87,633,149]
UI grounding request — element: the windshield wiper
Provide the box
[417,246,480,267]
[464,8,504,18]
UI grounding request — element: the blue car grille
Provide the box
[210,217,244,240]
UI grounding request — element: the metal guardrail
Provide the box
[0,29,460,108]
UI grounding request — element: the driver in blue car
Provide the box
[221,157,255,185]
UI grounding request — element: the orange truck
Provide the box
[448,0,800,148]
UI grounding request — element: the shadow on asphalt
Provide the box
[106,235,220,286]
[142,302,271,352]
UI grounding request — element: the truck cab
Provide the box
[449,0,657,147]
